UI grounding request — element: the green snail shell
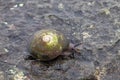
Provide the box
[29,29,69,61]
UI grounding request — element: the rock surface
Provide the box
[0,0,120,80]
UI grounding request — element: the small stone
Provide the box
[13,4,18,8]
[0,71,5,80]
[82,32,91,39]
[58,3,64,9]
[87,1,95,6]
[4,48,9,53]
[8,24,16,30]
[3,22,8,25]
[8,66,29,80]
[19,4,24,7]
[10,8,14,10]
[101,8,110,15]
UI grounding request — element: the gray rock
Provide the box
[0,0,120,80]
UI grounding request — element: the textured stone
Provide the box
[0,0,120,80]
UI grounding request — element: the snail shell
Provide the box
[29,29,69,61]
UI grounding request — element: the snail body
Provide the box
[29,29,69,61]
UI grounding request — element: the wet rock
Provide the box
[65,60,95,80]
[101,56,120,80]
[0,0,120,80]
[0,70,5,80]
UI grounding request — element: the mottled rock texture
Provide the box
[0,0,120,80]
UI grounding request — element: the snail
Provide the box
[28,29,80,61]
